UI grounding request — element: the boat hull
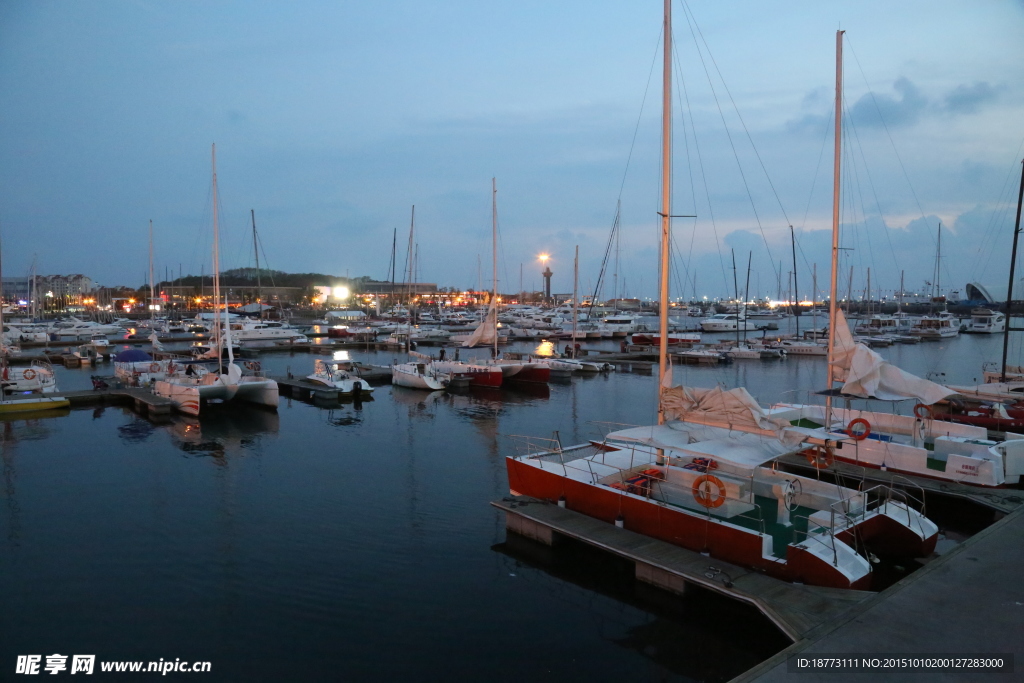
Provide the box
[506,458,870,590]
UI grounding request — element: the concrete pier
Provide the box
[734,505,1024,682]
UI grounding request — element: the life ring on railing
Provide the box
[23,369,36,380]
[914,403,932,419]
[846,417,871,440]
[149,362,160,373]
[804,446,834,469]
[692,474,726,508]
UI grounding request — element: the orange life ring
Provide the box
[23,369,36,380]
[846,417,871,440]
[692,474,727,508]
[914,403,932,419]
[805,445,834,469]
[149,363,161,373]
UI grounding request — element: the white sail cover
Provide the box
[661,384,790,431]
[830,309,954,404]
[461,303,497,348]
[149,331,164,351]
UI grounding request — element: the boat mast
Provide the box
[212,143,223,375]
[406,206,415,320]
[251,209,263,320]
[1000,159,1024,381]
[790,225,799,335]
[743,252,752,343]
[572,245,579,358]
[492,177,499,359]
[655,0,673,427]
[149,220,155,322]
[613,200,621,313]
[826,30,844,425]
[731,249,739,347]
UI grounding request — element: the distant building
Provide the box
[1,274,94,302]
[360,281,437,296]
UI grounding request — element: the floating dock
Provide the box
[4,387,174,417]
[492,496,873,642]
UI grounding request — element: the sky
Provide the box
[1,0,1023,301]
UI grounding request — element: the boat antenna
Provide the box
[743,251,752,343]
[825,30,844,427]
[572,245,579,358]
[1000,158,1024,381]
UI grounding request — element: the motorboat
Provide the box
[699,313,763,332]
[630,331,701,346]
[910,314,959,340]
[963,309,1006,334]
[306,359,374,397]
[391,361,449,390]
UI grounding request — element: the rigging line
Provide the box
[671,34,700,298]
[672,27,729,294]
[843,98,901,278]
[845,35,937,252]
[967,135,1024,282]
[680,0,794,235]
[678,1,780,284]
[614,23,663,203]
[842,100,881,291]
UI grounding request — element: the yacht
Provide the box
[699,313,763,332]
[963,309,1005,334]
[306,359,374,397]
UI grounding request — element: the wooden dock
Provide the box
[492,496,873,642]
[5,386,174,418]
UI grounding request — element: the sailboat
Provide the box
[0,227,67,411]
[154,145,279,416]
[505,20,937,589]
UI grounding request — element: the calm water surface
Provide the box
[2,318,1015,681]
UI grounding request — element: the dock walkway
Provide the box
[492,496,872,642]
[734,505,1024,682]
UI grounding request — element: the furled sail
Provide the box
[461,303,497,348]
[830,309,954,404]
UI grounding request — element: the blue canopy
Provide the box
[114,349,153,362]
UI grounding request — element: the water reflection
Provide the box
[494,534,789,681]
[165,407,279,458]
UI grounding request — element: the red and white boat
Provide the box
[506,386,938,590]
[430,360,503,388]
[488,359,551,384]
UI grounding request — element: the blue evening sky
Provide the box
[1,0,1022,300]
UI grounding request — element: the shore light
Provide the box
[333,286,350,299]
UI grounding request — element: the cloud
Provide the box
[943,81,999,114]
[848,77,927,128]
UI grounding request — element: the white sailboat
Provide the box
[154,145,279,416]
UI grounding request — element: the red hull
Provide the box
[460,370,503,387]
[506,459,870,590]
[507,366,551,384]
[933,412,1024,431]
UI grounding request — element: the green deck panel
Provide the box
[721,496,817,559]
[925,457,947,472]
[790,418,823,429]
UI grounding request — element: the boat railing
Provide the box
[790,515,840,567]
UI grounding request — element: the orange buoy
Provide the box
[804,446,834,469]
[692,474,726,508]
[846,417,871,441]
[23,369,37,380]
[913,403,932,419]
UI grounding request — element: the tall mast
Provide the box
[406,206,415,315]
[732,249,739,347]
[212,143,222,375]
[743,252,752,343]
[149,219,155,321]
[252,209,263,320]
[1000,160,1024,381]
[572,245,579,358]
[657,0,672,424]
[613,200,621,312]
[492,178,499,358]
[826,30,844,424]
[790,225,799,335]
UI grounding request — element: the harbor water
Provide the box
[1,317,1017,681]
